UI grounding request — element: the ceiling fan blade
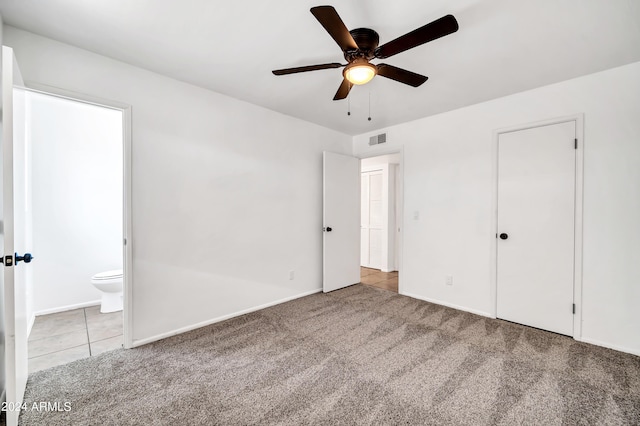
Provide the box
[376,64,428,87]
[375,14,459,59]
[333,78,352,100]
[310,6,358,52]
[272,63,344,75]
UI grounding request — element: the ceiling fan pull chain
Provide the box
[368,91,372,121]
[347,83,351,116]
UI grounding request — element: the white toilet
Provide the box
[91,269,123,313]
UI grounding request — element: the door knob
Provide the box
[324,227,332,232]
[15,253,34,264]
[499,233,508,240]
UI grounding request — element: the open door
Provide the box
[323,151,360,292]
[2,46,32,426]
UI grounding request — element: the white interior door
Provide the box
[394,165,401,271]
[360,173,369,267]
[323,151,360,292]
[367,172,383,269]
[496,121,576,336]
[360,170,383,269]
[2,46,30,426]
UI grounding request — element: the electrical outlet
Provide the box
[445,275,453,286]
[289,270,295,280]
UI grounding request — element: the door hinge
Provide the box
[572,303,576,314]
[574,138,577,149]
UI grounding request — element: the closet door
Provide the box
[496,121,576,336]
[360,174,369,267]
[360,170,383,269]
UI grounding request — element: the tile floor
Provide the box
[28,306,123,373]
[360,267,398,292]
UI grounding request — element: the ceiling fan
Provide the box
[272,6,459,100]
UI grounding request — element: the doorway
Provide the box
[494,116,583,337]
[359,153,401,293]
[23,89,131,371]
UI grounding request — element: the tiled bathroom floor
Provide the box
[28,306,123,373]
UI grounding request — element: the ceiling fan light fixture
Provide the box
[344,61,376,85]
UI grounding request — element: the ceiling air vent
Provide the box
[369,133,387,146]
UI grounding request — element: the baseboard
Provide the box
[34,300,101,316]
[576,336,640,357]
[132,288,323,348]
[400,293,639,356]
[401,291,493,319]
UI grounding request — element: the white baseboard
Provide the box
[401,291,494,319]
[576,336,640,357]
[132,288,322,348]
[34,300,101,316]
[401,293,639,357]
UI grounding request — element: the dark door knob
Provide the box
[325,227,332,232]
[15,252,34,264]
[499,233,508,240]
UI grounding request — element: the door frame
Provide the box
[357,147,404,294]
[490,114,584,339]
[24,82,134,349]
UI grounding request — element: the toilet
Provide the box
[91,269,123,313]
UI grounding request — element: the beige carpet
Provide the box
[16,285,640,425]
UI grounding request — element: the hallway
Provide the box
[360,267,398,292]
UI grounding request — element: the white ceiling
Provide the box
[1,0,639,135]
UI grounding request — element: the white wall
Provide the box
[28,92,122,314]
[3,26,352,344]
[354,61,640,355]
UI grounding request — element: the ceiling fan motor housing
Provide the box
[344,28,379,62]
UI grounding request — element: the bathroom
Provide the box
[26,90,124,372]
